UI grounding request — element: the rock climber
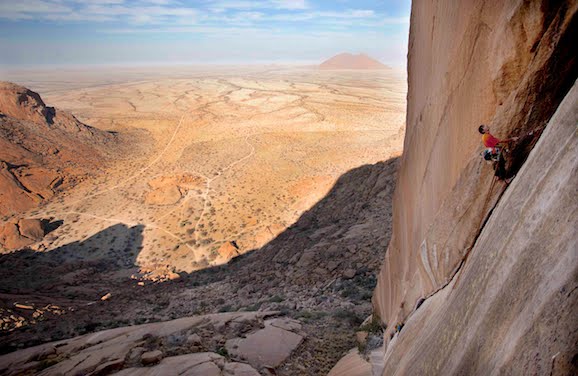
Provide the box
[478,124,518,181]
[478,124,516,155]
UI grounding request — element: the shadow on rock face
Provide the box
[0,223,144,294]
[41,219,63,235]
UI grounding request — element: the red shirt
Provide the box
[482,133,500,148]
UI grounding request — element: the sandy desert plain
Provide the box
[2,65,406,276]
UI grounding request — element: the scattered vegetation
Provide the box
[243,302,262,311]
[358,314,386,354]
[268,294,285,303]
[293,310,328,322]
[218,304,234,312]
[332,308,363,327]
[359,314,385,334]
[36,358,60,371]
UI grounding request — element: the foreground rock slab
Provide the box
[0,311,303,376]
[328,349,371,376]
[225,317,304,369]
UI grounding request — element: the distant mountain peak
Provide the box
[319,53,389,70]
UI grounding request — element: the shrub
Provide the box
[37,358,60,371]
[294,310,327,322]
[218,304,233,312]
[359,315,385,334]
[268,295,285,303]
[244,302,262,311]
[332,309,363,326]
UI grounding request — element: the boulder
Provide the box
[13,303,34,310]
[187,333,201,345]
[223,362,260,376]
[90,358,124,375]
[356,331,368,346]
[296,250,315,268]
[0,218,45,250]
[343,269,356,279]
[17,219,45,241]
[127,347,146,363]
[214,241,241,264]
[140,350,163,365]
[100,293,112,301]
[328,349,371,376]
[225,325,303,369]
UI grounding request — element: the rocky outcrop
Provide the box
[0,162,44,216]
[0,311,304,376]
[225,317,304,369]
[0,218,46,250]
[143,174,205,206]
[0,82,112,139]
[0,82,115,217]
[214,241,241,265]
[330,1,577,375]
[0,82,55,126]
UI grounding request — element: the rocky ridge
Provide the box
[0,82,115,220]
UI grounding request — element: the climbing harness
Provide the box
[482,148,499,162]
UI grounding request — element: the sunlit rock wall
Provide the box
[379,76,577,375]
[373,0,577,337]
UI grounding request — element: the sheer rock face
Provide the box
[374,0,576,331]
[0,82,115,217]
[332,1,577,375]
[378,79,578,376]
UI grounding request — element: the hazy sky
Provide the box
[0,0,411,67]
